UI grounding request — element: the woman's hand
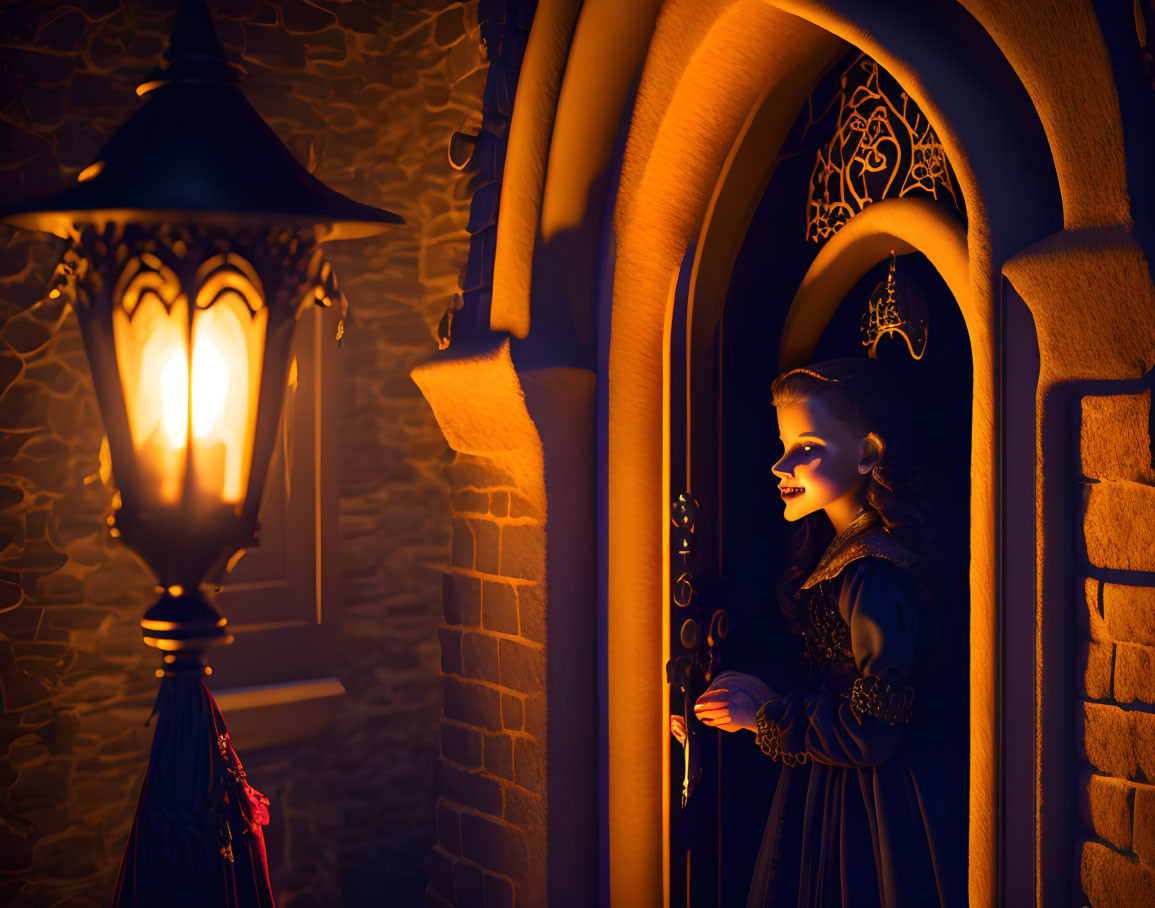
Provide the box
[692,672,777,733]
[670,714,688,745]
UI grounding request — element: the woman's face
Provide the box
[772,394,872,525]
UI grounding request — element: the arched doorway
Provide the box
[666,49,976,903]
[414,0,1146,902]
[599,2,1061,904]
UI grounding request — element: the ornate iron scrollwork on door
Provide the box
[667,492,729,807]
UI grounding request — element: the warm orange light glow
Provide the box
[156,339,230,448]
[190,295,260,503]
[76,161,104,182]
[192,340,228,438]
[113,253,265,507]
[114,255,187,503]
[159,347,189,447]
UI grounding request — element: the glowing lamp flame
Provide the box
[159,350,188,448]
[192,340,229,439]
[158,340,230,449]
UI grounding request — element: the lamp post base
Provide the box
[141,588,234,652]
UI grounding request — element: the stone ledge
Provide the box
[411,335,545,506]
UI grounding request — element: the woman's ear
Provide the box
[858,432,884,475]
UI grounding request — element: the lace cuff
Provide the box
[847,674,914,725]
[754,700,809,766]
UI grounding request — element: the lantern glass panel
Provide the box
[112,253,188,505]
[111,248,266,510]
[192,254,266,505]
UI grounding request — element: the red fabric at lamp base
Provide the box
[115,671,274,908]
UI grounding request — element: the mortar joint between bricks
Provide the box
[447,802,521,827]
[477,628,537,643]
[500,635,543,649]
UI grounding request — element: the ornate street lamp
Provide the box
[1,1,401,904]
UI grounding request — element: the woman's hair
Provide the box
[772,358,932,620]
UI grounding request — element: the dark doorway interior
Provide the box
[706,120,973,908]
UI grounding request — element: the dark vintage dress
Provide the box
[747,522,967,908]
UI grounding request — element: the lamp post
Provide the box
[1,2,401,904]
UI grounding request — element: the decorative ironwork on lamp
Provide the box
[1,1,402,904]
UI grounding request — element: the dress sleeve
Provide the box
[755,558,918,767]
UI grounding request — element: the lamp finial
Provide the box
[138,0,241,96]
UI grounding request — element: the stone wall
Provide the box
[0,1,484,905]
[446,0,534,344]
[427,453,546,908]
[1078,386,1155,905]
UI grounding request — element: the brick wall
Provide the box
[427,452,546,907]
[1078,387,1155,905]
[0,2,484,905]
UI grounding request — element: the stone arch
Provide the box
[601,2,1078,905]
[777,199,969,367]
[425,0,1147,903]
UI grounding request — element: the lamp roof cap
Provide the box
[1,0,403,241]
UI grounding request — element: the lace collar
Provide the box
[800,512,915,590]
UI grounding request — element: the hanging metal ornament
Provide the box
[860,251,929,361]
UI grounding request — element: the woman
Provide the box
[685,359,966,907]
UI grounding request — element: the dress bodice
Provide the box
[798,576,858,691]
